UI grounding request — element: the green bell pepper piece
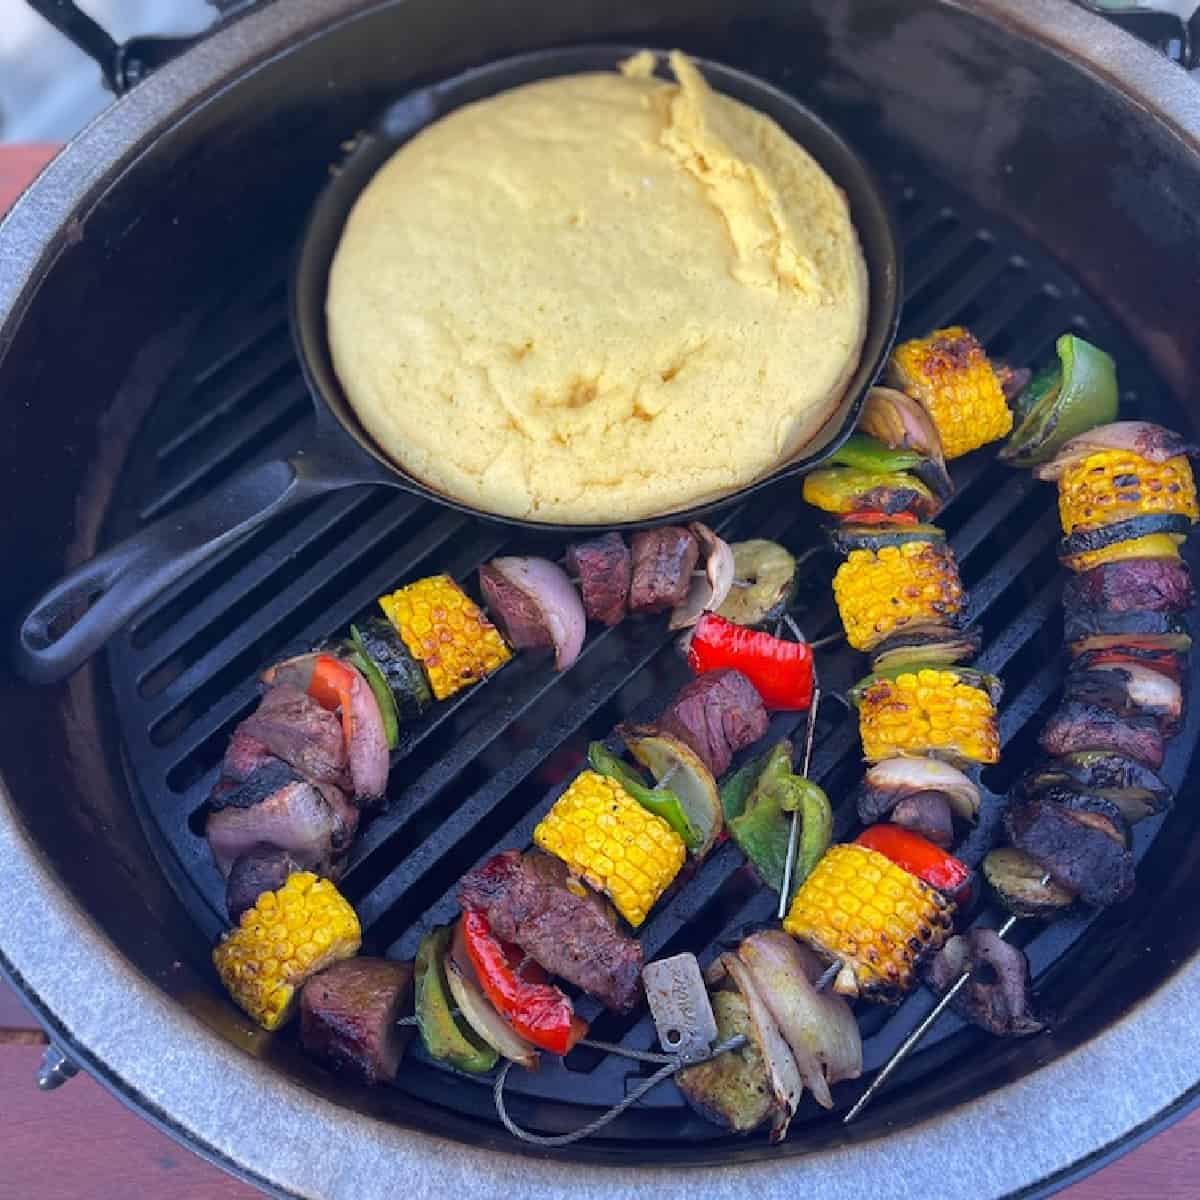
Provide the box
[347,632,400,750]
[587,743,701,851]
[414,926,498,1073]
[772,776,833,890]
[727,742,794,892]
[719,742,789,822]
[828,433,925,475]
[1000,335,1119,467]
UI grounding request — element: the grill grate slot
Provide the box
[101,155,1192,1129]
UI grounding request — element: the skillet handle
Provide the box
[14,452,349,685]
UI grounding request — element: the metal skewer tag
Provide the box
[642,953,718,1064]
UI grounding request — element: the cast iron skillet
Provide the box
[13,44,900,686]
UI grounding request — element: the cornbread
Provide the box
[327,51,868,522]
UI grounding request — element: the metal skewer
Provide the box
[777,687,821,920]
[842,881,1047,1125]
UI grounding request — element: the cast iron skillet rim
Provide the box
[3,0,1200,1195]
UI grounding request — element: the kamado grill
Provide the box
[3,2,1200,1198]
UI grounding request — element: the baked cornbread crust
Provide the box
[327,51,868,522]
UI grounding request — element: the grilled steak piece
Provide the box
[1064,665,1182,734]
[1005,796,1135,908]
[225,847,303,921]
[206,780,343,878]
[239,684,350,789]
[1038,700,1165,769]
[209,730,301,811]
[457,849,643,1013]
[1062,557,1194,614]
[657,668,769,778]
[629,526,699,614]
[478,563,553,651]
[300,958,415,1085]
[566,533,631,626]
[925,930,1043,1037]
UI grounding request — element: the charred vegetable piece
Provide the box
[869,625,983,672]
[676,987,776,1134]
[842,508,921,526]
[888,326,1012,459]
[1005,798,1135,908]
[379,574,511,701]
[587,742,700,851]
[850,663,1003,707]
[828,523,946,555]
[891,791,954,848]
[300,957,415,1085]
[727,742,793,892]
[212,872,361,1031]
[457,850,642,1014]
[351,617,432,720]
[803,467,939,520]
[859,386,948,466]
[656,668,770,779]
[670,523,735,631]
[1054,448,1199,535]
[1067,630,1193,659]
[1064,664,1182,734]
[1059,513,1193,561]
[856,824,972,902]
[1035,420,1198,481]
[855,756,982,825]
[735,932,862,1110]
[1000,335,1119,467]
[345,637,400,750]
[982,847,1076,918]
[783,844,954,1003]
[828,432,925,474]
[478,556,586,670]
[414,926,498,1073]
[853,667,1001,766]
[565,532,630,627]
[225,847,303,922]
[1021,751,1172,825]
[1062,531,1185,573]
[1063,607,1190,648]
[925,931,1044,1037]
[621,731,723,859]
[721,741,789,823]
[832,540,964,652]
[687,612,815,711]
[1038,701,1165,769]
[305,655,390,802]
[1061,557,1193,615]
[1074,645,1186,683]
[459,910,586,1056]
[714,539,797,627]
[629,526,700,614]
[533,771,685,927]
[777,776,834,892]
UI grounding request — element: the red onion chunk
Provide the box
[482,557,585,670]
[669,523,736,631]
[345,664,390,801]
[1035,421,1198,480]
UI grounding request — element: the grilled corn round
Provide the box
[1056,450,1199,535]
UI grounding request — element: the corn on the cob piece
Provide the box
[213,872,361,1031]
[832,540,964,652]
[379,573,511,701]
[1063,531,1185,573]
[858,667,999,765]
[533,770,685,927]
[889,326,1012,459]
[784,844,953,1002]
[1056,450,1199,535]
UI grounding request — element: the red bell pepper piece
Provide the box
[1077,646,1184,683]
[687,612,813,711]
[461,910,587,1055]
[307,654,357,747]
[856,825,972,902]
[841,509,920,526]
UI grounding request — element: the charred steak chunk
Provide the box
[566,533,631,626]
[658,668,769,778]
[1062,557,1194,615]
[1038,700,1165,770]
[629,526,700,614]
[300,958,415,1085]
[925,931,1043,1037]
[239,684,351,789]
[209,730,301,811]
[225,847,303,922]
[457,849,643,1013]
[478,563,554,652]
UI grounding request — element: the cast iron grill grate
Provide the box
[101,156,1194,1141]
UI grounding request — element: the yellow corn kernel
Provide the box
[784,844,953,1002]
[889,326,1011,459]
[213,872,361,1031]
[533,771,685,927]
[379,574,511,700]
[832,539,964,652]
[1057,450,1199,535]
[858,667,999,764]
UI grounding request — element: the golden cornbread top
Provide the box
[327,51,868,522]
